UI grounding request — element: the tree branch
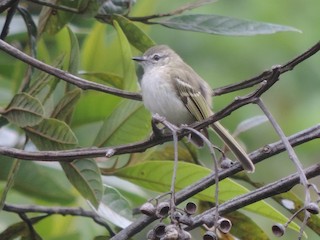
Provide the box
[3,204,115,235]
[212,41,320,96]
[190,163,320,229]
[0,123,319,162]
[111,163,320,240]
[0,39,318,103]
[0,39,142,101]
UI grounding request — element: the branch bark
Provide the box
[0,123,319,162]
[0,39,142,101]
[3,204,115,235]
[111,163,320,240]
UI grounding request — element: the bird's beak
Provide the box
[132,56,146,62]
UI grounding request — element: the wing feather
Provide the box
[174,77,212,121]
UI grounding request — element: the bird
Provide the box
[132,45,255,172]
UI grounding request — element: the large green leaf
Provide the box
[79,71,124,89]
[94,100,150,147]
[0,157,75,204]
[72,92,120,127]
[18,7,37,59]
[0,159,20,210]
[129,139,198,164]
[26,55,64,101]
[93,185,132,228]
[56,26,80,75]
[76,22,122,125]
[226,211,269,240]
[115,161,300,232]
[51,88,82,122]
[61,159,103,208]
[154,14,301,36]
[113,19,137,91]
[2,93,44,127]
[25,118,78,150]
[113,14,155,52]
[24,117,103,208]
[80,21,125,74]
[79,0,99,17]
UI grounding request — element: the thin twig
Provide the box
[182,126,220,229]
[18,212,39,239]
[256,99,310,201]
[298,213,310,240]
[0,0,19,39]
[152,114,180,220]
[3,203,115,235]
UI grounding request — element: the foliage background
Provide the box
[0,0,319,239]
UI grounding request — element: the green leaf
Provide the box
[0,159,20,210]
[17,7,37,58]
[72,92,120,127]
[0,157,75,204]
[94,100,150,147]
[154,14,301,36]
[63,27,80,75]
[38,0,79,35]
[2,93,44,127]
[93,185,132,228]
[226,211,269,240]
[51,88,82,122]
[79,71,124,89]
[61,159,103,208]
[77,23,123,126]
[113,19,137,91]
[26,55,64,99]
[115,161,301,232]
[81,22,109,72]
[25,118,78,150]
[130,141,197,164]
[113,14,155,52]
[80,22,124,81]
[79,0,99,17]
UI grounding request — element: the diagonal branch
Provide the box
[110,163,320,240]
[189,163,320,229]
[0,39,141,101]
[212,41,320,96]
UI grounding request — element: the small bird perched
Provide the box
[132,45,255,173]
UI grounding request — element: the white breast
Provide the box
[140,68,194,126]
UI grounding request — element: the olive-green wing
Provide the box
[174,77,212,121]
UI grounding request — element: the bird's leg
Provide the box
[150,113,167,139]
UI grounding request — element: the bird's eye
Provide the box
[152,54,160,61]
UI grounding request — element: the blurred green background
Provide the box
[0,0,319,239]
